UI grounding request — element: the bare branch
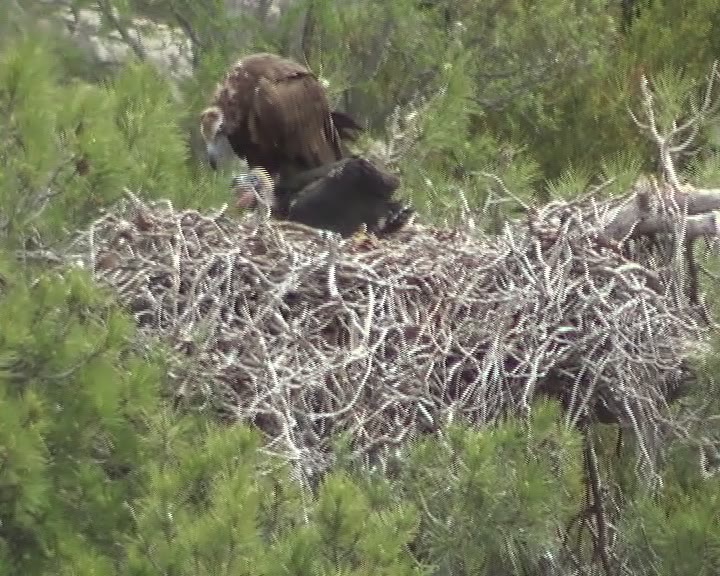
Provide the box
[96,0,147,61]
[602,177,720,242]
[61,167,713,484]
[629,61,720,190]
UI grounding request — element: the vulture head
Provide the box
[199,106,226,170]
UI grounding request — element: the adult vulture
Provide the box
[199,53,361,176]
[231,158,415,238]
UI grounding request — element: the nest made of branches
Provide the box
[61,175,714,482]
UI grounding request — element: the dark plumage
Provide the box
[200,53,361,175]
[232,158,415,238]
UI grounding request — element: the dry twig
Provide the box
[63,181,711,481]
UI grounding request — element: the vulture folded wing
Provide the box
[217,63,257,132]
[286,158,402,237]
[287,175,354,235]
[250,72,343,169]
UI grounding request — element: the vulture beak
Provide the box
[206,141,219,171]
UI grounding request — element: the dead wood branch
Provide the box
[62,167,716,482]
[629,61,720,189]
[602,176,720,243]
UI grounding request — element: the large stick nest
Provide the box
[65,180,712,479]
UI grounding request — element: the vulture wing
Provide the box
[228,156,414,237]
[211,53,355,175]
[287,158,403,237]
[249,71,343,170]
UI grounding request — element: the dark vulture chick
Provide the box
[199,52,362,175]
[232,158,415,238]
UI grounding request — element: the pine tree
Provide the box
[2,3,720,574]
[0,256,165,574]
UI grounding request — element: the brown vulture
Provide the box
[231,158,415,238]
[199,52,361,176]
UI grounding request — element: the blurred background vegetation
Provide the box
[1,0,720,573]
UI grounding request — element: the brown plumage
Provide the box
[200,53,360,176]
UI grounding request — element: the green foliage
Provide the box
[2,0,720,573]
[0,26,228,250]
[123,419,424,575]
[399,401,585,575]
[0,35,66,243]
[452,0,614,182]
[124,421,275,574]
[528,0,720,185]
[609,329,720,576]
[103,63,189,195]
[0,256,164,574]
[622,0,720,75]
[310,472,421,575]
[618,446,720,575]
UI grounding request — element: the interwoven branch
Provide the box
[63,181,712,483]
